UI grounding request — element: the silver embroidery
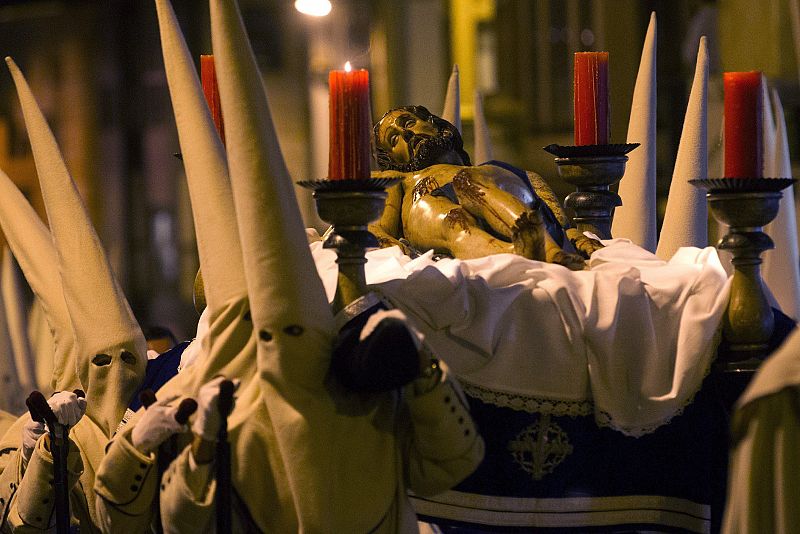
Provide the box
[508,414,573,480]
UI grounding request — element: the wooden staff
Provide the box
[215,380,235,533]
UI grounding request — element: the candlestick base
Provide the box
[544,143,639,239]
[298,178,401,314]
[690,177,795,362]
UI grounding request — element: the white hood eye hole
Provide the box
[120,350,137,365]
[92,353,112,366]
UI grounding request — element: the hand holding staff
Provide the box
[135,389,197,534]
[25,389,86,534]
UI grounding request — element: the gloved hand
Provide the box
[131,398,190,454]
[21,417,46,464]
[47,390,87,427]
[191,376,240,442]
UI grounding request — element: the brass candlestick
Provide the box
[690,177,796,367]
[298,178,400,314]
[544,143,639,239]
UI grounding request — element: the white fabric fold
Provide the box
[613,12,657,252]
[313,239,729,436]
[442,64,461,132]
[656,36,708,260]
[762,89,800,320]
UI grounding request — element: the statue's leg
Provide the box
[451,168,547,260]
[450,169,585,268]
[404,195,515,259]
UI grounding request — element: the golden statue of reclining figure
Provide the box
[370,105,601,269]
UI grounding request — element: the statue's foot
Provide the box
[548,249,586,271]
[512,211,545,260]
[567,228,604,258]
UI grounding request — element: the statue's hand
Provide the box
[376,235,418,258]
[511,211,545,261]
[567,228,604,258]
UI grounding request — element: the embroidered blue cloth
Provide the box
[415,310,795,533]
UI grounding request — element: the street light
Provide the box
[294,0,331,17]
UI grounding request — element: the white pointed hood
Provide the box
[210,2,399,531]
[442,64,461,132]
[763,89,800,320]
[2,248,38,393]
[7,57,146,437]
[473,90,494,164]
[153,0,255,400]
[155,0,245,316]
[210,0,333,354]
[613,12,657,251]
[656,37,708,260]
[0,171,78,393]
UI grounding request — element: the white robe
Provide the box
[722,327,800,533]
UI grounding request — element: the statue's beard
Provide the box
[395,127,456,172]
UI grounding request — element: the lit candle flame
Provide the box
[344,61,352,72]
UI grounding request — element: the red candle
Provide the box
[201,55,225,144]
[574,52,610,146]
[328,63,371,180]
[723,71,763,177]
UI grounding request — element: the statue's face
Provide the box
[376,109,441,167]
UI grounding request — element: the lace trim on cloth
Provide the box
[593,326,722,438]
[459,380,593,417]
[459,325,721,436]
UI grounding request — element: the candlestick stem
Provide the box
[691,178,795,364]
[328,234,369,314]
[298,179,400,314]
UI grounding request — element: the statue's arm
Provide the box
[368,175,407,250]
[525,171,569,228]
[526,170,603,257]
